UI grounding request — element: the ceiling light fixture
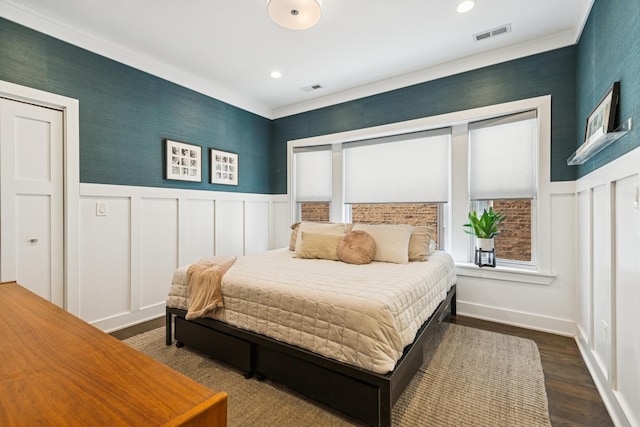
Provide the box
[456,0,475,13]
[270,70,282,79]
[267,0,322,30]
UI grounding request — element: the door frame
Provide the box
[0,80,80,315]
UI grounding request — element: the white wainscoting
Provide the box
[575,146,640,427]
[78,183,289,332]
[455,182,578,337]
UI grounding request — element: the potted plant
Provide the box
[463,207,506,251]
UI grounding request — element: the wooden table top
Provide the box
[0,281,227,426]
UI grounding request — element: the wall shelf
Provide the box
[567,118,633,165]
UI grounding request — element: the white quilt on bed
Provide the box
[166,248,456,374]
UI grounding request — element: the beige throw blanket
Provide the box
[186,256,236,320]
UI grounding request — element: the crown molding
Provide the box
[0,0,273,118]
[272,29,577,119]
[2,0,593,120]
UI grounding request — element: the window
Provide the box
[468,110,537,266]
[289,96,552,277]
[493,199,532,262]
[468,111,536,200]
[343,129,450,204]
[341,129,450,248]
[471,199,533,263]
[293,146,332,221]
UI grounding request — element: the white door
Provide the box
[0,97,64,307]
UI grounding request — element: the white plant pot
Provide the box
[476,238,494,251]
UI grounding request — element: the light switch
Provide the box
[96,202,108,216]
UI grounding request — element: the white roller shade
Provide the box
[469,111,537,200]
[343,128,451,203]
[294,146,332,202]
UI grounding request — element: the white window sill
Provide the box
[455,262,556,286]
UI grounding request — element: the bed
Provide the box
[165,224,457,427]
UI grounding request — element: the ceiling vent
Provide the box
[473,23,511,42]
[301,84,323,92]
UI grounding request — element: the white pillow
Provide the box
[351,224,413,264]
[294,222,347,255]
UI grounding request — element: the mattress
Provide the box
[167,248,456,374]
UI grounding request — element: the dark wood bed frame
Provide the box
[166,285,456,427]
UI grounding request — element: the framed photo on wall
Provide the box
[210,149,238,185]
[584,81,620,143]
[165,139,202,182]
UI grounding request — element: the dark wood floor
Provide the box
[112,315,613,427]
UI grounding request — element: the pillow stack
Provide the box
[290,221,435,265]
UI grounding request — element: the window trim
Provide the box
[287,95,553,281]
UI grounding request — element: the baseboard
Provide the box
[575,334,633,427]
[90,304,165,333]
[457,300,576,336]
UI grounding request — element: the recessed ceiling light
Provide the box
[457,0,475,13]
[270,70,282,79]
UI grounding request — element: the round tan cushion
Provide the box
[337,231,377,265]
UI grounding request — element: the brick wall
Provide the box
[492,200,531,262]
[300,203,330,222]
[351,203,439,247]
[300,202,439,247]
[300,200,531,261]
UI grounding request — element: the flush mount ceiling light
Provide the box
[267,0,322,30]
[270,70,282,79]
[456,0,476,13]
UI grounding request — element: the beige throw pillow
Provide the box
[294,222,347,254]
[297,232,343,261]
[337,231,377,265]
[351,224,413,264]
[409,226,434,261]
[289,222,300,251]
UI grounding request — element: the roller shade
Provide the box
[343,128,451,203]
[469,110,537,200]
[293,145,332,202]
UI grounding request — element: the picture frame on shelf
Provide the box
[584,81,620,143]
[210,149,238,186]
[164,139,202,182]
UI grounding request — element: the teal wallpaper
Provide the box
[576,0,640,177]
[0,18,272,194]
[4,1,633,194]
[270,47,578,194]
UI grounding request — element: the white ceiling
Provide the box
[1,0,593,118]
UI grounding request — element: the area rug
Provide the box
[124,323,551,426]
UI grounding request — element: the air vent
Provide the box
[473,23,511,42]
[301,84,323,92]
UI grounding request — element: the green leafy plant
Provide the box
[463,207,506,239]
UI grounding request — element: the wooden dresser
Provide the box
[0,281,227,426]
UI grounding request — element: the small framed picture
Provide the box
[210,149,238,185]
[584,81,620,143]
[165,139,202,182]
